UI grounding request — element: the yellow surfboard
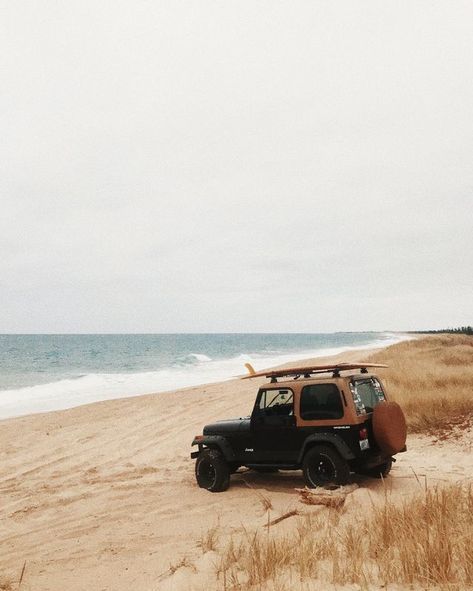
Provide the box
[242,362,387,380]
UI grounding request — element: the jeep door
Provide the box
[249,387,299,463]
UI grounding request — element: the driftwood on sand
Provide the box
[266,484,359,527]
[266,509,300,526]
[295,484,359,508]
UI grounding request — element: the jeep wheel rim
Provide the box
[310,454,336,485]
[198,459,216,488]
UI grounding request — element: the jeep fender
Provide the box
[298,433,356,463]
[191,435,236,462]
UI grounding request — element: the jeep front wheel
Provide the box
[195,449,230,492]
[302,445,350,488]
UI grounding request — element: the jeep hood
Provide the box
[203,418,250,436]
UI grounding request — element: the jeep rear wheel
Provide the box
[195,449,230,492]
[302,445,350,488]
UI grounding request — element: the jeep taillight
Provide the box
[358,426,370,451]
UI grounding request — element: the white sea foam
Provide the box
[186,353,212,362]
[0,333,411,420]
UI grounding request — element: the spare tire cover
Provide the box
[372,401,407,455]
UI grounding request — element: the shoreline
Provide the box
[0,343,387,428]
[0,333,410,422]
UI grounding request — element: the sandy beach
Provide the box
[1,337,472,590]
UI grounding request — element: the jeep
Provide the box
[191,363,407,492]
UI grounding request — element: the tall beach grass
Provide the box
[215,483,473,589]
[369,334,473,433]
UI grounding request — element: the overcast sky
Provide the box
[1,1,472,333]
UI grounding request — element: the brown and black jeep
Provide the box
[191,363,407,492]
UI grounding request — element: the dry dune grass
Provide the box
[369,334,473,433]
[215,483,473,589]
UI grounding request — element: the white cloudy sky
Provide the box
[1,1,472,333]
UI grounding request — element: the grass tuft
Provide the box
[197,524,220,553]
[169,556,195,575]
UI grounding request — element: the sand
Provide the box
[1,346,472,590]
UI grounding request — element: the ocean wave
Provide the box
[186,353,212,362]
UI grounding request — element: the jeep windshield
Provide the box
[350,378,386,414]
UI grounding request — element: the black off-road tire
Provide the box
[302,445,350,488]
[195,449,230,492]
[362,460,393,479]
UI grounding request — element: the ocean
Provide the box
[0,333,404,419]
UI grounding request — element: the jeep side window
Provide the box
[351,378,386,414]
[258,389,294,415]
[300,384,343,420]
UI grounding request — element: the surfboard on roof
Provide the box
[242,362,388,380]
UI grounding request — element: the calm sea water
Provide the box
[0,333,403,419]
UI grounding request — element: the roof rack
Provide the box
[242,362,388,382]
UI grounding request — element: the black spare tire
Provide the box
[195,449,230,492]
[372,401,407,455]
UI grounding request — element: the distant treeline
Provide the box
[409,326,473,336]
